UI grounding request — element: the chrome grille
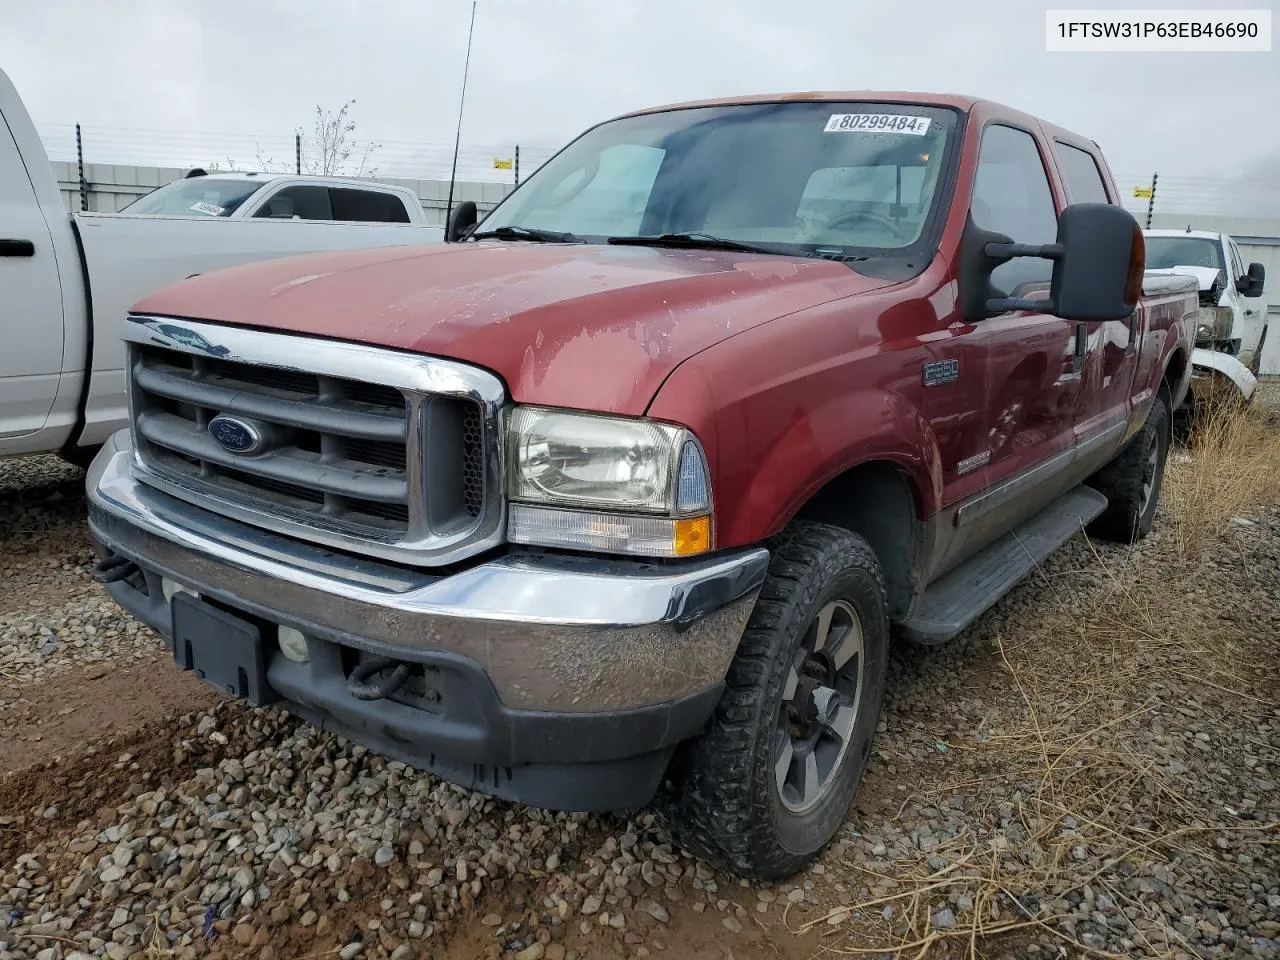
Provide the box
[124,316,505,567]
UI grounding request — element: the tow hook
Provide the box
[347,657,411,701]
[92,555,139,584]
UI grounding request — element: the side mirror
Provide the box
[1239,261,1266,298]
[445,200,478,242]
[960,202,1143,323]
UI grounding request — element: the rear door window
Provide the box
[1054,142,1112,205]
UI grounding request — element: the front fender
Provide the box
[1191,347,1257,402]
[712,388,939,548]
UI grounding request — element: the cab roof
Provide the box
[615,90,1101,155]
[1144,228,1227,242]
[619,91,985,118]
[182,171,405,190]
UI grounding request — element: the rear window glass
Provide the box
[330,188,412,223]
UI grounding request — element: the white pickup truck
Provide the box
[1144,228,1268,404]
[121,170,429,225]
[1,67,443,463]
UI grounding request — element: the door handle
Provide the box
[0,238,35,257]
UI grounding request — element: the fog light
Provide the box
[278,626,310,663]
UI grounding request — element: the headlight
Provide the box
[1195,306,1233,343]
[505,406,712,557]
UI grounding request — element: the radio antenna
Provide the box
[444,0,477,233]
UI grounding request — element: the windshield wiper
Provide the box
[606,232,779,255]
[470,225,583,243]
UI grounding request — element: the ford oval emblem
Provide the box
[209,415,262,455]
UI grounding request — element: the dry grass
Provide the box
[1163,396,1280,558]
[791,401,1280,959]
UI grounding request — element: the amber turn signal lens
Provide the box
[1124,225,1146,307]
[673,515,712,556]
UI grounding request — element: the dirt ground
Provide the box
[1,398,1278,960]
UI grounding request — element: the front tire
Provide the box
[1086,393,1171,543]
[668,522,888,880]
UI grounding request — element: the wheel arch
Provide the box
[790,459,926,622]
[1163,347,1189,410]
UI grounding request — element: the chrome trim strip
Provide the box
[133,363,409,441]
[125,315,508,568]
[1076,418,1127,459]
[955,444,1076,528]
[953,418,1128,529]
[88,433,768,712]
[136,411,409,502]
[125,316,505,402]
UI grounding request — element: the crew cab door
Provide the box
[930,123,1082,574]
[0,109,66,440]
[1051,141,1140,461]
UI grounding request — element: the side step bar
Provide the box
[899,485,1108,646]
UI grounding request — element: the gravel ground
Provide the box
[1,458,160,685]
[1,443,1277,960]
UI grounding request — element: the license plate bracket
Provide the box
[171,592,274,706]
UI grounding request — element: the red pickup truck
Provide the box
[86,92,1195,880]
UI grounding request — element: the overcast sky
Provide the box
[2,0,1277,209]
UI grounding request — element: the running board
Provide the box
[899,485,1108,646]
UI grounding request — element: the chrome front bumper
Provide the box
[87,431,768,714]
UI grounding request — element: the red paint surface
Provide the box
[131,93,1192,562]
[133,242,887,416]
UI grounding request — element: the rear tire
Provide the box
[666,522,888,880]
[1086,393,1170,543]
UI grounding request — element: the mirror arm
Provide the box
[985,296,1055,314]
[979,241,1065,315]
[984,241,1065,261]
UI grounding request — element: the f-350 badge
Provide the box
[922,358,959,387]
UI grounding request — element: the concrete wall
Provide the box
[1148,213,1280,376]
[52,161,515,227]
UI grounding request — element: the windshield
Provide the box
[478,101,959,258]
[1145,236,1225,272]
[124,178,264,217]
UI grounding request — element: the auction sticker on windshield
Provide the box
[189,201,225,216]
[824,114,932,135]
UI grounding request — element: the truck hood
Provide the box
[1144,265,1222,293]
[132,241,883,414]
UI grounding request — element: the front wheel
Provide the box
[667,522,888,880]
[1086,393,1171,543]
